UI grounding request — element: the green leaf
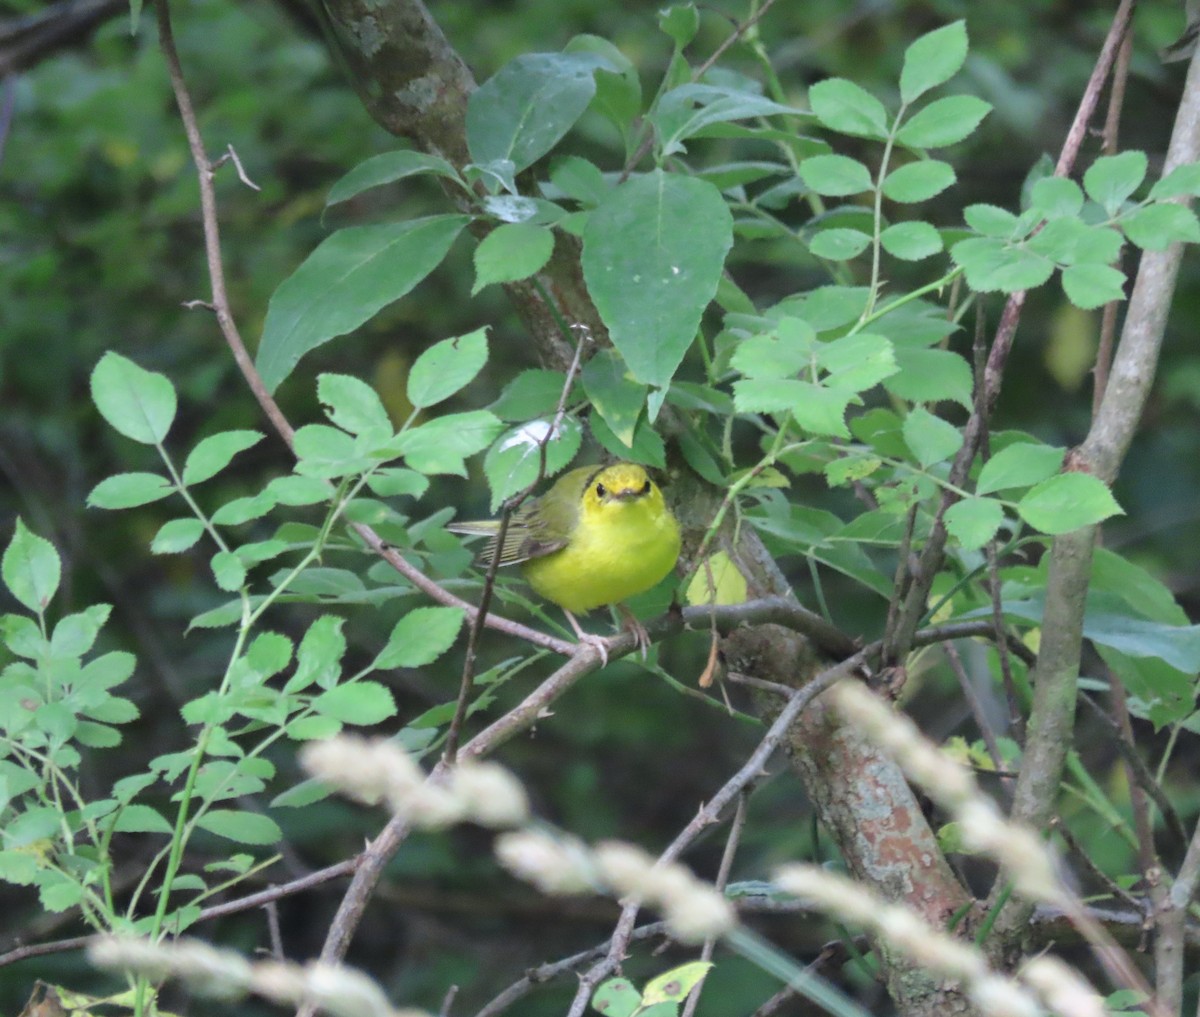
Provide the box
[196,809,282,846]
[1120,203,1200,250]
[490,370,569,421]
[467,52,610,173]
[582,170,732,389]
[211,492,277,527]
[880,221,943,261]
[312,681,398,725]
[366,469,430,499]
[809,77,888,139]
[964,203,1019,238]
[976,443,1064,495]
[591,978,640,1017]
[903,407,962,467]
[473,224,555,293]
[181,430,264,487]
[589,413,666,468]
[1017,473,1123,534]
[326,150,461,208]
[111,805,174,835]
[659,3,699,46]
[649,84,798,156]
[395,410,503,476]
[211,551,247,592]
[87,472,175,510]
[944,496,1005,550]
[1061,263,1126,310]
[317,374,393,437]
[50,605,110,657]
[257,215,470,393]
[882,160,956,203]
[885,347,973,409]
[896,95,991,149]
[798,154,873,196]
[731,318,814,379]
[1149,161,1200,199]
[818,333,897,392]
[1029,176,1084,219]
[288,615,346,693]
[642,961,713,1007]
[900,21,968,103]
[484,417,583,510]
[809,228,871,260]
[408,328,491,409]
[2,614,45,658]
[1083,151,1147,215]
[266,475,334,506]
[581,349,646,447]
[293,424,372,480]
[951,237,1054,293]
[90,352,177,445]
[374,606,465,669]
[3,519,61,614]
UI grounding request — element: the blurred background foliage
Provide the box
[3,0,1200,1013]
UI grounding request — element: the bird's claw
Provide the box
[577,632,611,667]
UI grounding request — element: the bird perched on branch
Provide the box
[449,462,681,663]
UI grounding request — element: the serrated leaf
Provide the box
[467,52,610,173]
[896,95,991,149]
[196,809,282,846]
[311,681,397,725]
[642,961,714,1007]
[318,374,393,436]
[903,407,962,467]
[951,237,1054,293]
[1062,263,1126,310]
[1083,151,1147,215]
[408,328,490,409]
[111,804,174,835]
[582,170,732,388]
[964,203,1019,238]
[1029,176,1084,219]
[976,443,1064,495]
[944,496,1005,550]
[395,410,503,476]
[809,228,871,260]
[1017,472,1123,534]
[798,154,873,196]
[484,416,583,510]
[182,430,264,486]
[880,221,943,260]
[1149,161,1200,199]
[374,606,465,669]
[90,352,177,445]
[257,215,470,393]
[809,77,888,139]
[885,347,973,410]
[1121,203,1200,250]
[326,150,461,208]
[473,224,555,293]
[900,21,968,103]
[581,349,646,447]
[87,472,175,510]
[288,615,346,693]
[211,551,246,592]
[3,519,61,614]
[882,160,956,202]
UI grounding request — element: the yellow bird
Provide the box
[449,462,681,662]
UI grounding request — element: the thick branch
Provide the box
[987,42,1200,969]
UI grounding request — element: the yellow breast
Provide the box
[520,467,681,614]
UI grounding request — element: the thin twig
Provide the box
[443,328,589,763]
[565,654,864,1017]
[156,0,294,448]
[942,641,1007,785]
[680,794,748,1017]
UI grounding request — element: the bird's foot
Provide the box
[564,609,612,666]
[616,604,651,660]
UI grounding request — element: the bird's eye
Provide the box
[595,483,607,498]
[640,480,652,495]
